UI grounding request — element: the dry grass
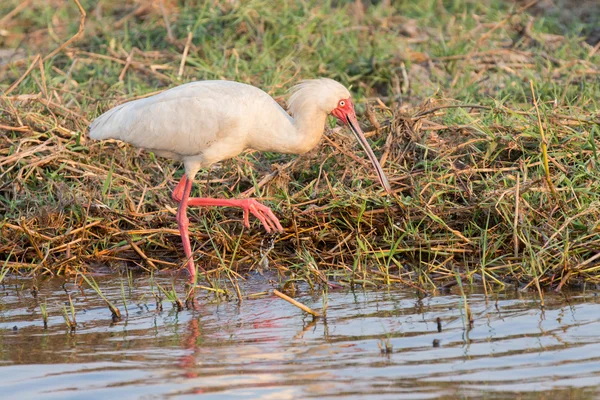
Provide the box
[1,0,599,294]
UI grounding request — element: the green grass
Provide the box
[79,272,122,319]
[0,0,599,294]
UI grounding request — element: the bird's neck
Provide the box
[289,105,328,154]
[251,105,328,155]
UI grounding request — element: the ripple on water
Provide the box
[1,276,600,399]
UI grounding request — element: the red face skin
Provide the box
[329,98,392,194]
[331,98,354,122]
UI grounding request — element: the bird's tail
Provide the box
[89,102,129,140]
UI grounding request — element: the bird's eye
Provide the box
[339,100,346,107]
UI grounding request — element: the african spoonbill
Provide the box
[89,78,391,281]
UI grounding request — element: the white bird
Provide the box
[89,78,391,281]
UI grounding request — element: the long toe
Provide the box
[249,200,283,233]
[253,201,283,232]
[261,205,284,232]
[252,206,273,233]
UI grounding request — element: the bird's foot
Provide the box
[175,187,284,233]
[237,198,284,233]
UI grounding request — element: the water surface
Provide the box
[1,275,599,399]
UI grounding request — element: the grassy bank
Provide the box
[1,0,599,294]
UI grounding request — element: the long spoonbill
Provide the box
[90,78,391,281]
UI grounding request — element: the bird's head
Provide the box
[289,78,392,194]
[330,98,354,122]
[330,97,392,194]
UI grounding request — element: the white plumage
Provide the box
[90,78,390,281]
[90,79,353,179]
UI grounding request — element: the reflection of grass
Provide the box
[378,338,393,354]
[322,289,329,318]
[62,295,76,332]
[378,326,394,354]
[120,279,128,317]
[79,274,122,320]
[154,280,183,312]
[0,0,598,292]
[40,300,48,329]
[454,271,474,330]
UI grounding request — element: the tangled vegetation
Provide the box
[1,0,599,296]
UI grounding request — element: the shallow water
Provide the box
[1,274,600,399]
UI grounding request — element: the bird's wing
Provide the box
[90,94,243,159]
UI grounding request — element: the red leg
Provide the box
[175,175,201,281]
[185,197,284,233]
[172,175,283,233]
[172,174,188,203]
[171,174,283,280]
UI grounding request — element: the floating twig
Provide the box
[273,289,320,317]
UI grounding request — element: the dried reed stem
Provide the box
[273,289,321,317]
